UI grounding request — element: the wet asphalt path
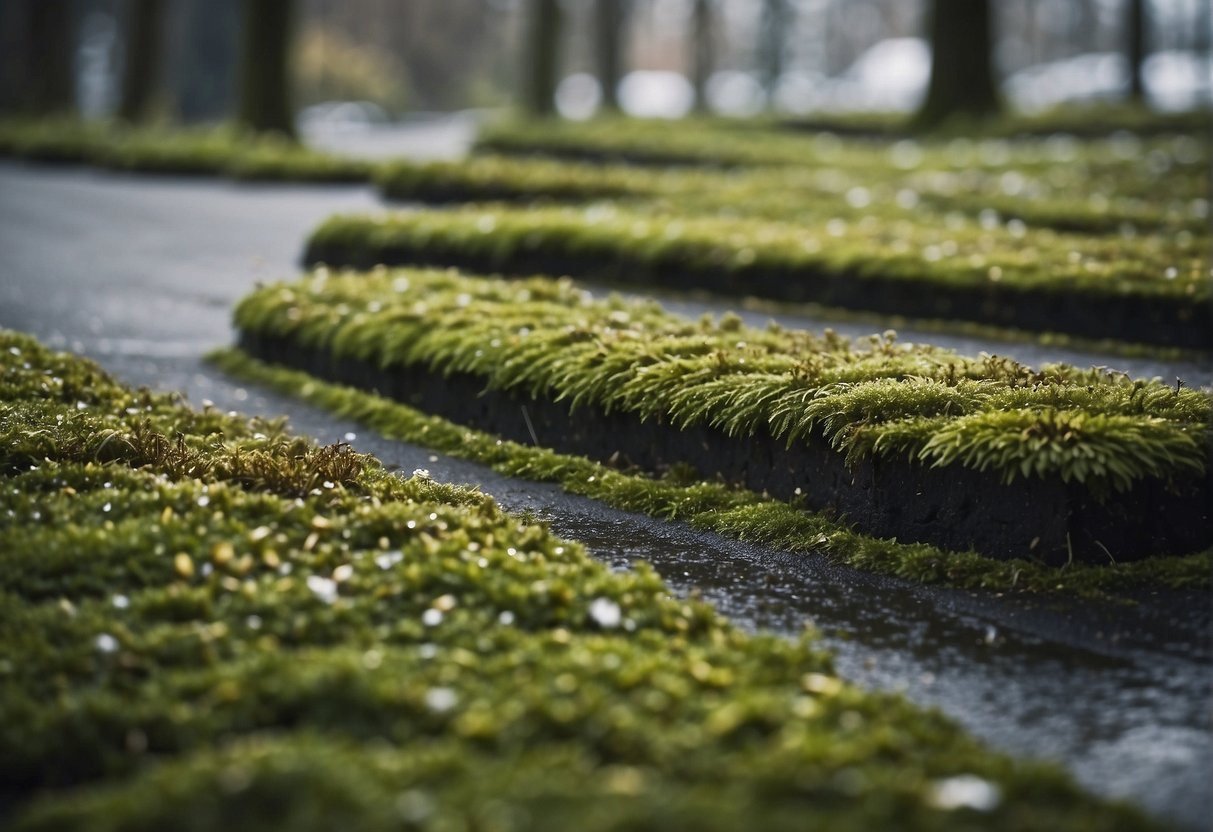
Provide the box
[0,160,1209,828]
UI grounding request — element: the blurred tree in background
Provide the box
[758,0,788,108]
[2,0,1208,125]
[594,0,628,112]
[916,0,1000,128]
[524,0,562,116]
[690,0,715,113]
[1127,0,1148,101]
[0,0,78,114]
[295,21,408,115]
[117,0,165,122]
[237,0,297,136]
[169,0,238,122]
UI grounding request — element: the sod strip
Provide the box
[209,347,1210,597]
[2,329,1158,830]
[378,150,1209,236]
[231,268,1210,564]
[475,115,1210,174]
[0,118,374,182]
[303,208,1211,350]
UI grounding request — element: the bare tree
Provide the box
[523,0,561,116]
[1127,0,1147,102]
[915,0,1000,129]
[690,0,715,113]
[118,0,167,123]
[759,0,788,107]
[24,0,76,115]
[594,0,628,112]
[236,0,297,137]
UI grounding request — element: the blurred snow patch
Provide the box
[775,38,930,114]
[619,70,694,119]
[1006,50,1213,112]
[556,73,602,120]
[708,71,766,116]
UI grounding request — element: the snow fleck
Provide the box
[95,633,119,653]
[927,775,1002,812]
[375,550,404,570]
[424,686,459,713]
[332,564,354,582]
[589,597,622,629]
[845,187,871,209]
[111,594,129,610]
[306,575,338,604]
[422,608,443,627]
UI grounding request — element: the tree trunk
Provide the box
[690,0,714,113]
[171,0,239,123]
[118,0,166,123]
[1127,0,1147,102]
[236,0,297,137]
[915,0,1000,130]
[26,0,76,115]
[523,0,561,116]
[759,0,788,107]
[1196,0,1212,104]
[594,0,626,112]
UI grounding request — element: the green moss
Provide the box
[381,143,1209,236]
[782,103,1213,139]
[208,345,1210,596]
[305,205,1209,308]
[726,293,1211,365]
[0,118,375,183]
[0,116,108,162]
[2,328,1166,829]
[476,113,1209,171]
[231,267,1209,499]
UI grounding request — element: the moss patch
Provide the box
[232,268,1209,491]
[303,206,1210,350]
[208,346,1209,596]
[381,142,1209,236]
[2,328,1168,829]
[0,118,372,182]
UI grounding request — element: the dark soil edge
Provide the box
[303,239,1212,351]
[237,330,1211,565]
